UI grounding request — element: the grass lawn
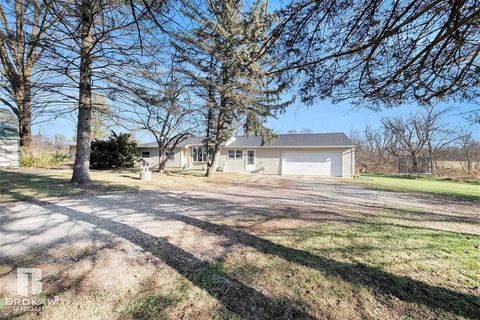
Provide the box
[219,222,480,319]
[356,173,480,201]
[4,216,478,319]
[1,168,479,319]
[0,168,252,203]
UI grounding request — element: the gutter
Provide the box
[139,144,357,149]
[225,145,357,149]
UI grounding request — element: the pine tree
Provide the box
[173,0,291,177]
[47,0,161,183]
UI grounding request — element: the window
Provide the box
[141,151,150,158]
[192,147,204,162]
[192,147,198,161]
[247,150,255,165]
[165,151,175,160]
[192,146,213,162]
[228,149,243,159]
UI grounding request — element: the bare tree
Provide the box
[90,93,112,140]
[382,105,455,172]
[287,128,312,134]
[273,1,480,110]
[364,126,394,164]
[300,128,312,134]
[113,57,199,173]
[0,0,53,150]
[350,125,397,172]
[459,129,477,174]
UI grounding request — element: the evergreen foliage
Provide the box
[90,132,138,169]
[173,0,292,176]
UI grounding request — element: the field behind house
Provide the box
[356,173,480,201]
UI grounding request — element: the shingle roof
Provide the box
[139,136,205,148]
[0,109,20,141]
[139,133,354,149]
[228,133,354,147]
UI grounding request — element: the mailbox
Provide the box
[139,159,152,181]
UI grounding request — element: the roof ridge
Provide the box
[235,132,346,138]
[277,132,345,136]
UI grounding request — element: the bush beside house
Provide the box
[90,132,138,169]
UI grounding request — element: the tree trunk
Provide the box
[466,154,472,174]
[158,152,166,173]
[206,144,221,177]
[411,155,418,173]
[18,112,32,150]
[205,108,212,167]
[16,82,32,151]
[71,5,94,184]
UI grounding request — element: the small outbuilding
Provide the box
[0,109,20,167]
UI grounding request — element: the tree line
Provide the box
[1,0,479,183]
[351,106,480,176]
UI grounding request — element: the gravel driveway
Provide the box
[1,176,479,319]
[2,177,478,257]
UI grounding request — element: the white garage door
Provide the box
[282,151,342,176]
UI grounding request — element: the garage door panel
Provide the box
[282,152,342,176]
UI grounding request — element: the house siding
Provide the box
[218,148,227,170]
[0,139,19,167]
[184,147,206,169]
[224,148,245,173]
[226,147,354,177]
[255,149,282,174]
[139,147,182,168]
[342,148,355,178]
[183,147,227,171]
[138,144,355,177]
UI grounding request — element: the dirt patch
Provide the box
[1,176,479,319]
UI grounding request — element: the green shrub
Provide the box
[20,149,68,168]
[90,131,138,169]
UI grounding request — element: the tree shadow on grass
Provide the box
[3,174,480,319]
[110,192,480,319]
[6,195,316,320]
[0,170,138,203]
[163,212,480,319]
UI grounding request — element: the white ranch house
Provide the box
[138,133,355,177]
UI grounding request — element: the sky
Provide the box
[267,101,480,138]
[32,98,480,144]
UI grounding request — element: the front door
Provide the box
[246,149,255,171]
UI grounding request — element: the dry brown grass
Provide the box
[0,168,290,203]
[0,239,235,320]
[435,161,480,181]
[1,169,479,319]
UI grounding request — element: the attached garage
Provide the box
[282,151,342,176]
[225,133,356,177]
